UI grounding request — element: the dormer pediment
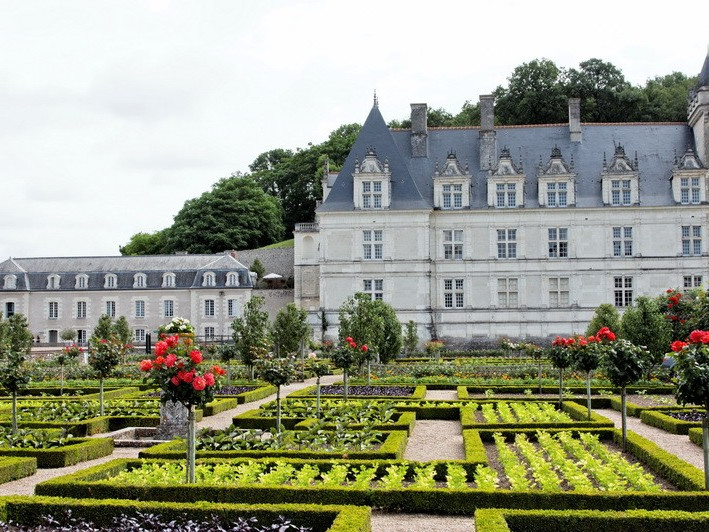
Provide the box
[601,144,640,206]
[675,146,706,170]
[353,146,391,209]
[435,151,470,178]
[538,146,574,176]
[489,147,523,177]
[604,144,637,174]
[354,146,389,175]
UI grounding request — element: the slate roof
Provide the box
[0,254,253,291]
[697,50,709,89]
[318,107,694,211]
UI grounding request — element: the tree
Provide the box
[370,300,402,364]
[60,329,77,342]
[92,315,114,341]
[599,336,652,450]
[493,58,568,125]
[271,303,309,357]
[165,175,284,253]
[402,321,419,355]
[231,296,270,380]
[119,229,169,255]
[0,314,33,433]
[250,258,265,281]
[586,304,621,337]
[620,296,672,368]
[218,343,238,385]
[338,293,382,354]
[671,330,709,488]
[254,354,296,433]
[113,316,132,349]
[640,72,697,122]
[88,334,124,416]
[547,336,575,408]
[571,336,602,420]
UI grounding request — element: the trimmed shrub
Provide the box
[0,457,36,484]
[0,437,113,468]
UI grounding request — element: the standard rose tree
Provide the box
[139,334,225,483]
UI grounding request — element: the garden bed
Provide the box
[0,437,113,468]
[34,428,709,514]
[641,409,703,435]
[460,401,614,430]
[288,385,426,400]
[0,496,370,532]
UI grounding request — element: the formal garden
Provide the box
[2,289,709,530]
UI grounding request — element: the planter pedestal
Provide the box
[154,400,189,439]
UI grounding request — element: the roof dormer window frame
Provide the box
[3,274,17,290]
[162,272,176,288]
[47,274,61,290]
[75,274,89,289]
[133,272,147,289]
[226,271,240,287]
[352,147,391,210]
[202,271,216,287]
[104,273,117,289]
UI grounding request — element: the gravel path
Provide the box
[426,390,458,400]
[596,408,704,470]
[404,420,465,461]
[371,511,474,532]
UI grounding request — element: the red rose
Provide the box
[165,354,177,368]
[345,337,353,343]
[166,335,179,348]
[192,376,206,391]
[666,289,673,294]
[100,339,107,344]
[154,356,165,366]
[204,372,215,386]
[189,350,203,364]
[212,365,226,376]
[671,341,688,352]
[361,345,368,352]
[170,376,180,386]
[181,370,195,384]
[139,360,152,371]
[155,341,168,356]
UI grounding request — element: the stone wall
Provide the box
[253,288,294,320]
[235,248,294,280]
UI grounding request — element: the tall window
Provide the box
[549,277,570,307]
[614,276,633,307]
[204,326,216,340]
[133,273,146,288]
[611,179,632,206]
[5,302,15,317]
[135,300,145,318]
[443,230,463,260]
[680,177,701,205]
[204,299,215,316]
[497,278,518,308]
[75,274,88,289]
[612,227,633,257]
[443,279,464,308]
[548,228,568,258]
[104,274,117,288]
[105,301,116,318]
[203,272,215,287]
[134,329,146,343]
[682,225,702,256]
[164,299,174,318]
[363,279,383,301]
[442,184,463,209]
[76,301,86,319]
[684,275,703,289]
[362,180,382,209]
[228,299,238,317]
[162,273,176,287]
[226,272,239,286]
[77,330,87,345]
[47,275,60,289]
[497,229,517,259]
[3,275,17,289]
[363,230,383,260]
[496,183,516,207]
[546,182,568,207]
[48,301,58,319]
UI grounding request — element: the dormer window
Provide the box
[671,147,707,204]
[104,274,117,289]
[133,273,147,288]
[3,275,17,290]
[353,147,391,209]
[47,274,61,289]
[433,152,471,209]
[537,146,576,207]
[202,272,216,287]
[162,272,176,288]
[75,274,89,289]
[601,144,640,206]
[487,147,525,208]
[226,272,239,287]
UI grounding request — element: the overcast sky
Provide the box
[2,0,708,259]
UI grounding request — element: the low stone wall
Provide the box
[253,288,294,320]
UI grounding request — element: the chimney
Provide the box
[410,103,428,157]
[569,98,582,143]
[225,250,238,259]
[321,157,331,203]
[479,95,496,170]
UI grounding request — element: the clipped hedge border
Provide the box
[233,384,277,404]
[609,396,684,417]
[466,385,673,395]
[641,409,701,435]
[288,385,427,400]
[233,408,416,434]
[138,429,408,460]
[459,401,614,430]
[0,437,113,468]
[0,457,36,484]
[475,508,709,532]
[202,397,238,417]
[689,427,703,447]
[462,429,487,465]
[0,495,370,532]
